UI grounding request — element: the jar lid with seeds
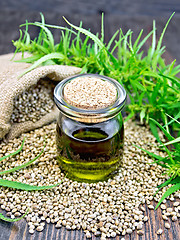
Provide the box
[54,73,126,123]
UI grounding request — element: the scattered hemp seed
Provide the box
[162,215,168,221]
[157,229,163,235]
[160,204,167,210]
[136,222,143,230]
[126,229,132,234]
[172,216,178,222]
[0,120,179,238]
[167,208,173,213]
[86,231,91,238]
[148,205,154,210]
[165,223,171,229]
[173,202,179,207]
[143,216,148,222]
[137,230,144,235]
[29,229,35,234]
[11,80,55,124]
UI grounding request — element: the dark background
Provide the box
[0,0,180,63]
[0,2,180,240]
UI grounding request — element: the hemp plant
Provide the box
[136,114,180,208]
[13,12,180,134]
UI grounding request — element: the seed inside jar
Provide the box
[63,76,117,109]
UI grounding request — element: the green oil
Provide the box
[56,114,124,182]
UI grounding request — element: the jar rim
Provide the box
[54,73,126,122]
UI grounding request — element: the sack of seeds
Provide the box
[0,53,81,141]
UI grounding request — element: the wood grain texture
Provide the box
[0,11,180,240]
[0,200,179,240]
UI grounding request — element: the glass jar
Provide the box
[54,74,126,182]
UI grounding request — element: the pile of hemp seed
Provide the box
[10,79,55,123]
[0,120,179,239]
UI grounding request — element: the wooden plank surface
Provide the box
[0,11,180,240]
[0,200,180,240]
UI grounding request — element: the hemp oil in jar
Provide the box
[54,74,126,182]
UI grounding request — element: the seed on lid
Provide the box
[63,76,117,110]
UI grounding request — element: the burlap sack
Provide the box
[0,53,81,141]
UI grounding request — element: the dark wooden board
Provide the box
[0,200,179,240]
[0,7,180,240]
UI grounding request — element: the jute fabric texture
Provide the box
[0,53,81,140]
